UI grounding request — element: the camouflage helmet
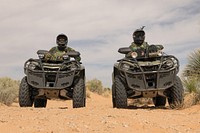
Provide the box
[132,26,145,45]
[56,34,68,50]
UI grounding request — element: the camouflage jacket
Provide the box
[44,46,81,62]
[126,42,164,58]
[126,42,149,58]
[129,42,149,51]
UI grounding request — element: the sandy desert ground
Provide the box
[0,92,200,133]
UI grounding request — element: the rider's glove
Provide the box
[149,45,158,53]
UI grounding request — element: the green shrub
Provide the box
[182,77,200,106]
[182,49,200,106]
[182,77,200,93]
[0,77,19,106]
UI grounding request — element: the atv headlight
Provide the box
[171,57,178,67]
[158,50,163,56]
[28,63,36,70]
[119,63,130,71]
[162,59,174,70]
[28,61,40,70]
[70,63,79,71]
[166,59,173,67]
[131,52,138,58]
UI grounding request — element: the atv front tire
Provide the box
[19,77,33,107]
[73,78,85,108]
[167,76,184,109]
[112,84,116,108]
[114,75,127,108]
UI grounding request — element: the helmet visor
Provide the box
[57,38,66,45]
[133,31,145,44]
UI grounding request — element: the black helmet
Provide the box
[56,34,68,51]
[132,26,145,45]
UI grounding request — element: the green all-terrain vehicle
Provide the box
[112,45,184,109]
[19,50,86,108]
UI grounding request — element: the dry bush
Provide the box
[86,79,111,97]
[182,77,200,108]
[183,92,200,108]
[102,88,111,98]
[86,87,91,98]
[0,77,19,106]
[86,79,104,95]
[182,49,200,107]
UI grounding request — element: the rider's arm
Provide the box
[43,47,55,61]
[66,47,81,62]
[156,45,164,50]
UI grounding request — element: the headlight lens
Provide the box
[162,59,174,70]
[70,64,78,70]
[131,52,138,58]
[119,63,130,71]
[166,60,173,67]
[157,50,163,56]
[27,61,40,70]
[28,63,36,70]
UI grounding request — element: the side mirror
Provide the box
[67,51,80,58]
[37,50,48,59]
[118,47,131,54]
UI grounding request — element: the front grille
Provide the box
[29,71,43,78]
[141,65,159,72]
[128,65,159,73]
[145,74,156,80]
[44,68,59,71]
[45,74,56,82]
[129,67,141,72]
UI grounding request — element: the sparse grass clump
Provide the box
[0,77,19,106]
[182,77,200,94]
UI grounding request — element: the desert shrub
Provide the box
[86,79,111,97]
[182,77,200,94]
[102,87,111,97]
[182,77,200,107]
[86,79,104,95]
[86,87,91,98]
[183,49,200,79]
[183,92,200,108]
[182,49,200,106]
[0,77,19,106]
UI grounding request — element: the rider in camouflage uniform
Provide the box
[126,27,164,58]
[45,34,81,62]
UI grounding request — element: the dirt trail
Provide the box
[0,93,200,133]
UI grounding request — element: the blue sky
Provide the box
[0,0,200,87]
